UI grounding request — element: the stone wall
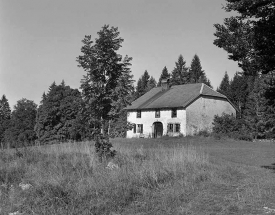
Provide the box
[186,96,236,135]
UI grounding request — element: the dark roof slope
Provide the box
[125,83,235,110]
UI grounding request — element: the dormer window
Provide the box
[155,109,160,118]
[171,108,177,118]
[137,110,141,118]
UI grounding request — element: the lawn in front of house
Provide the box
[0,137,275,215]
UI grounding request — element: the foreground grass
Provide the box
[0,137,275,215]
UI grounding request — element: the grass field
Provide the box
[0,136,275,215]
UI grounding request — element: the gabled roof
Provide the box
[125,83,237,110]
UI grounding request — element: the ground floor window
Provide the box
[175,123,180,132]
[133,124,136,133]
[168,123,174,132]
[167,123,180,133]
[137,124,143,133]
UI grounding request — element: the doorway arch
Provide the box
[153,122,163,138]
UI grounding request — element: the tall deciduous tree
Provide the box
[77,25,131,135]
[170,55,188,86]
[157,66,170,86]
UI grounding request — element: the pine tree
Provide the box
[0,95,11,146]
[147,76,157,91]
[189,54,212,87]
[171,55,188,86]
[244,76,266,139]
[35,82,83,143]
[157,66,170,86]
[217,72,231,98]
[263,72,275,138]
[4,98,37,148]
[229,72,249,116]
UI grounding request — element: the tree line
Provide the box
[0,25,212,148]
[1,0,274,148]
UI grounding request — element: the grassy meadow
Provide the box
[0,137,275,215]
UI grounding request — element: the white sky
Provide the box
[0,0,240,108]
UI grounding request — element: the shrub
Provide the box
[212,113,252,141]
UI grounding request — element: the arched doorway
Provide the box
[153,122,163,138]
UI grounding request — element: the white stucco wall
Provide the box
[126,109,186,138]
[186,96,236,135]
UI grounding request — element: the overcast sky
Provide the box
[0,0,240,108]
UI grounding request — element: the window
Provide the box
[155,109,160,118]
[168,123,173,132]
[137,110,141,118]
[175,123,180,132]
[137,124,143,133]
[171,108,177,118]
[133,124,136,133]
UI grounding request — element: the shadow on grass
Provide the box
[261,163,275,172]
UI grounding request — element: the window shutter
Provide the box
[133,124,136,133]
[141,124,143,134]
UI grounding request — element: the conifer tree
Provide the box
[170,55,188,86]
[217,72,231,98]
[189,54,212,87]
[244,76,266,139]
[0,95,11,146]
[35,81,83,143]
[157,66,170,86]
[147,76,157,91]
[4,98,37,147]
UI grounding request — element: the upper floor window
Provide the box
[137,110,141,118]
[171,108,177,118]
[155,109,160,118]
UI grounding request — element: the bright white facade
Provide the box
[127,109,186,138]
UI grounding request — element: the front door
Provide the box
[153,122,163,138]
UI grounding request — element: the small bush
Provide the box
[212,114,252,141]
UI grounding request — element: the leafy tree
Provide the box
[35,82,83,143]
[170,55,188,86]
[4,98,37,148]
[0,95,11,146]
[189,54,212,87]
[157,66,170,86]
[77,25,131,159]
[217,72,231,98]
[214,0,275,75]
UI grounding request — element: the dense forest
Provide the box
[0,0,274,148]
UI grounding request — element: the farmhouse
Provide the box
[125,80,237,138]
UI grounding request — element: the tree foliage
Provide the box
[157,66,170,87]
[170,55,188,86]
[0,95,11,145]
[217,71,231,98]
[189,55,212,87]
[35,81,83,143]
[4,99,37,148]
[214,0,275,75]
[135,70,156,99]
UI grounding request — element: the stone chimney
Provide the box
[161,78,170,91]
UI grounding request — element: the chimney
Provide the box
[161,78,170,91]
